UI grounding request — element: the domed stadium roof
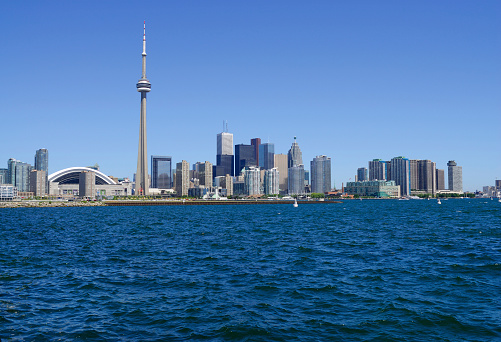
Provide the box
[48,167,117,185]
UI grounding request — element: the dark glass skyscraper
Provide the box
[34,149,48,174]
[235,144,256,175]
[259,143,275,170]
[151,156,172,189]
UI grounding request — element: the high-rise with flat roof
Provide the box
[390,156,410,196]
[235,144,256,175]
[176,161,189,197]
[259,143,275,170]
[369,159,387,181]
[274,154,288,194]
[447,160,463,192]
[244,167,261,196]
[288,165,305,195]
[8,158,33,192]
[199,161,213,187]
[263,168,279,195]
[357,167,368,182]
[151,156,172,189]
[311,155,331,194]
[418,160,436,194]
[216,131,234,177]
[436,169,445,191]
[250,138,261,167]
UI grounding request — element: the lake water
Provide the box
[1,199,500,341]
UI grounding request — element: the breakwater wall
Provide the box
[105,200,341,206]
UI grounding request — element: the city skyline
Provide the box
[2,1,500,191]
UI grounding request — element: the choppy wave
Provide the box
[1,200,500,341]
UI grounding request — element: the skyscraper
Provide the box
[357,167,368,182]
[34,148,49,195]
[244,167,261,196]
[176,161,189,197]
[151,156,172,189]
[274,154,288,194]
[447,160,463,192]
[288,136,303,168]
[216,129,234,177]
[8,158,32,192]
[263,168,280,195]
[311,156,332,194]
[199,161,213,187]
[235,144,256,175]
[250,138,261,166]
[418,160,436,195]
[136,21,152,196]
[436,169,445,191]
[368,159,387,181]
[390,156,410,197]
[288,165,305,195]
[259,143,275,170]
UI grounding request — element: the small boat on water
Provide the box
[293,199,298,207]
[437,198,441,205]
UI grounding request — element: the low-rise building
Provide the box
[345,180,401,198]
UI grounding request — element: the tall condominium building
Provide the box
[259,143,275,170]
[175,160,189,197]
[0,168,8,184]
[8,158,33,192]
[496,180,501,189]
[368,159,387,181]
[250,138,261,167]
[274,154,288,194]
[447,160,463,192]
[263,168,280,195]
[436,169,445,190]
[244,167,261,196]
[418,160,436,194]
[410,160,418,190]
[288,164,305,195]
[199,161,213,187]
[34,148,49,195]
[151,156,172,189]
[29,170,47,197]
[288,136,303,168]
[304,170,310,186]
[216,131,234,177]
[235,144,256,175]
[311,155,331,194]
[390,156,410,197]
[357,167,368,182]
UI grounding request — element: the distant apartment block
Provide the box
[345,180,400,198]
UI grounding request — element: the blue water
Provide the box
[1,199,500,341]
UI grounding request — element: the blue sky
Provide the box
[1,1,499,191]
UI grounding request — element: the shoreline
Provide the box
[0,199,341,208]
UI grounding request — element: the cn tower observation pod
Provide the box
[48,167,117,185]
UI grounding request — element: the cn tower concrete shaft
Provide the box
[136,21,151,196]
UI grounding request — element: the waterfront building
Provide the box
[216,130,234,177]
[436,169,445,191]
[390,156,410,197]
[496,180,501,190]
[410,160,418,190]
[214,174,233,197]
[447,160,463,193]
[311,155,331,194]
[288,136,303,168]
[274,154,288,194]
[368,159,387,181]
[288,164,305,195]
[79,171,96,199]
[235,144,256,175]
[34,148,49,194]
[418,160,436,195]
[263,168,279,195]
[29,170,47,197]
[136,21,152,196]
[357,167,368,182]
[8,159,33,192]
[199,161,213,187]
[0,168,7,184]
[151,156,172,189]
[175,161,189,197]
[304,170,310,186]
[244,167,261,196]
[345,180,400,198]
[0,185,17,201]
[259,143,275,170]
[48,167,132,197]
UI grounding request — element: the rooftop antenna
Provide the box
[226,120,228,133]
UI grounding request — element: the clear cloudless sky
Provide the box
[1,0,500,191]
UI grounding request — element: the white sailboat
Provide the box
[293,199,298,207]
[437,198,441,205]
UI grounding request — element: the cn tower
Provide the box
[136,21,151,196]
